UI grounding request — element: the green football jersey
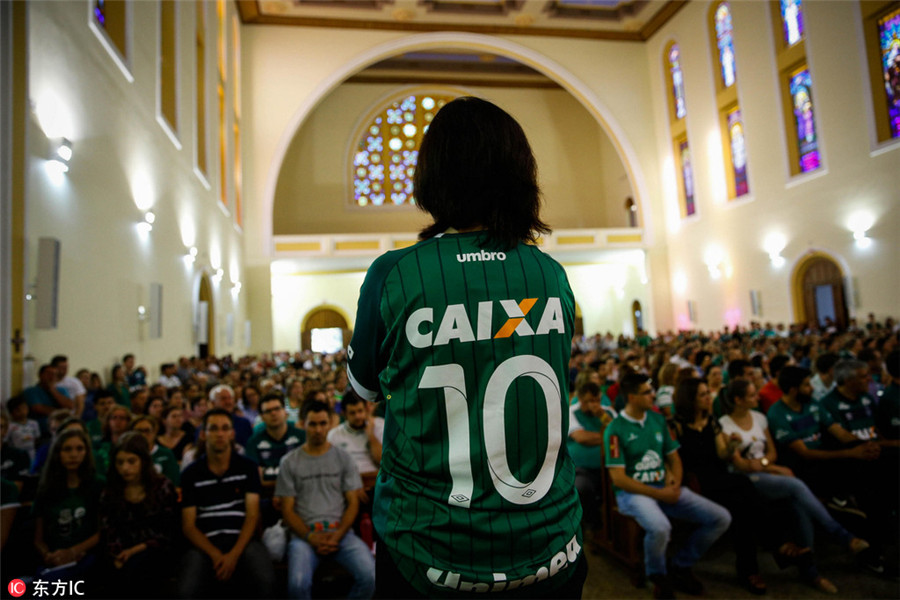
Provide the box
[348,232,583,596]
[821,389,879,441]
[603,410,679,492]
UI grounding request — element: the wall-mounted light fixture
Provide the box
[137,304,149,322]
[50,138,72,170]
[137,211,155,235]
[212,268,224,284]
[45,137,73,183]
[848,211,874,249]
[763,233,787,268]
[704,245,726,280]
[185,246,198,265]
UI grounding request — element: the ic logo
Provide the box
[8,579,26,597]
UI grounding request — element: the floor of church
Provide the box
[581,540,899,599]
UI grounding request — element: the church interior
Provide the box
[2,0,898,395]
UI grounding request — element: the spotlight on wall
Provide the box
[137,211,155,235]
[185,246,198,265]
[137,305,149,322]
[231,281,242,295]
[763,233,787,268]
[212,268,224,284]
[847,211,874,249]
[48,138,72,172]
[704,246,726,280]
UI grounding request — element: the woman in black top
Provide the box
[99,432,177,599]
[671,378,772,594]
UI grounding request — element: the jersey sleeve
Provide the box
[347,255,393,402]
[603,421,625,468]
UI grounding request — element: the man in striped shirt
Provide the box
[179,408,275,598]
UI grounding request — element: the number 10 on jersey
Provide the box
[418,355,563,508]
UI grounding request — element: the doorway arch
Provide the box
[261,32,654,256]
[791,252,848,329]
[196,274,215,358]
[632,300,644,333]
[301,305,351,351]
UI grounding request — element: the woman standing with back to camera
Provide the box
[348,96,586,598]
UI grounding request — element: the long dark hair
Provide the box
[36,428,96,504]
[103,432,166,510]
[414,96,550,250]
[723,379,752,416]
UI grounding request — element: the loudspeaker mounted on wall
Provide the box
[197,302,209,344]
[148,283,163,339]
[226,314,235,346]
[244,320,251,347]
[750,290,762,316]
[35,237,60,329]
[687,300,696,323]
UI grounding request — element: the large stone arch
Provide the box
[261,32,654,255]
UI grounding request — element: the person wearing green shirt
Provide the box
[604,373,730,599]
[245,393,305,530]
[131,415,180,486]
[348,97,584,598]
[567,381,611,552]
[32,429,104,580]
[769,366,890,575]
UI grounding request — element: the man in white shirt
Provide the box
[327,392,383,496]
[810,352,839,402]
[51,355,86,418]
[158,362,183,390]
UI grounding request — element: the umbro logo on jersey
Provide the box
[405,297,566,348]
[456,249,507,263]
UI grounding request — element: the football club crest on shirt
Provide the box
[655,432,663,443]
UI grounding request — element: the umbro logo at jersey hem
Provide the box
[456,250,507,263]
[425,534,581,593]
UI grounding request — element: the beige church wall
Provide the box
[23,2,248,382]
[244,26,674,343]
[269,270,367,352]
[272,84,626,235]
[562,259,654,338]
[645,0,899,331]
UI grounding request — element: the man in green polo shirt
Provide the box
[769,366,891,574]
[604,373,731,598]
[568,381,611,552]
[821,360,889,443]
[246,393,306,529]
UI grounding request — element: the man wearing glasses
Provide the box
[604,373,731,599]
[246,393,306,530]
[178,408,275,598]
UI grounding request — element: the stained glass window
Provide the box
[353,93,457,207]
[879,7,900,139]
[715,3,736,88]
[789,68,819,173]
[679,139,695,216]
[727,108,749,197]
[94,0,107,27]
[781,0,804,46]
[669,44,687,119]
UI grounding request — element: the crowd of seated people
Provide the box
[0,315,896,598]
[565,315,898,598]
